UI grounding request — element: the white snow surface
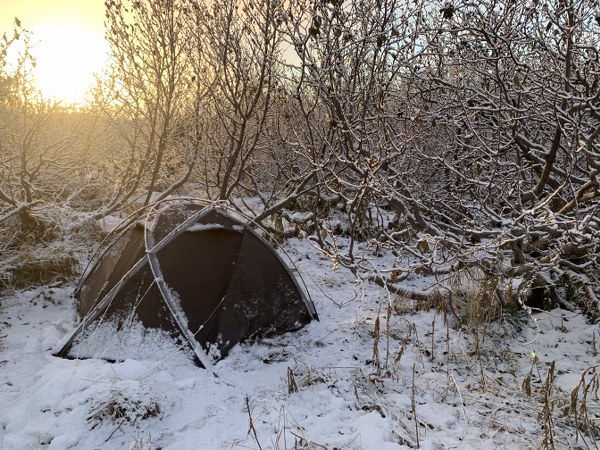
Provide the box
[0,237,599,449]
[186,223,226,233]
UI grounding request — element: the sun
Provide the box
[31,21,108,106]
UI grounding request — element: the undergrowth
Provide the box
[87,380,163,430]
[0,208,107,293]
[0,245,77,291]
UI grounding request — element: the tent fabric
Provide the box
[56,204,318,367]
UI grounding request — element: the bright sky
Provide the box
[0,0,108,105]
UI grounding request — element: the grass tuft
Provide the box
[0,244,77,291]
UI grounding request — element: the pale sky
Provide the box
[0,0,108,105]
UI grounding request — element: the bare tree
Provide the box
[189,1,278,198]
[281,0,426,255]
[96,0,200,217]
[278,0,599,315]
[0,21,94,234]
[373,0,600,313]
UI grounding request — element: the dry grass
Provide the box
[87,383,162,429]
[446,268,504,328]
[0,211,58,248]
[569,365,600,445]
[0,244,77,291]
[392,288,447,316]
[0,207,91,292]
[392,267,505,330]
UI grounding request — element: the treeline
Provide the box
[1,0,599,318]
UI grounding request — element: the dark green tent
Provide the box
[56,204,317,367]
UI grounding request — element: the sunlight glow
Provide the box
[31,22,108,105]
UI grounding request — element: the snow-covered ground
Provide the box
[1,236,599,449]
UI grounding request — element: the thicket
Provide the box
[1,0,598,321]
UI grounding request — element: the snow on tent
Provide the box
[55,202,318,368]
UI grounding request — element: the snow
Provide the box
[186,223,226,233]
[68,317,193,364]
[185,222,245,234]
[1,237,599,449]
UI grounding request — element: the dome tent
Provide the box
[55,201,318,368]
